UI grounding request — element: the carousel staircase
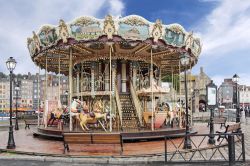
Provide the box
[120,94,140,131]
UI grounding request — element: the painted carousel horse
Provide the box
[163,102,180,128]
[169,105,180,128]
[70,99,84,129]
[179,108,191,128]
[48,105,68,126]
[78,100,109,132]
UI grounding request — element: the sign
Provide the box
[206,81,217,108]
[207,87,216,105]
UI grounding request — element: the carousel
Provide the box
[27,15,202,140]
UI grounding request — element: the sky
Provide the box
[0,0,250,86]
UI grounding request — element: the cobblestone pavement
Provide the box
[241,117,250,160]
[0,118,249,165]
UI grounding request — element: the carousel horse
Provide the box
[169,106,179,128]
[78,100,109,132]
[179,108,191,128]
[163,102,179,128]
[48,106,68,126]
[70,99,84,128]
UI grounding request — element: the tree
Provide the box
[161,74,180,92]
[0,72,7,78]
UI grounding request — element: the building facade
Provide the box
[0,78,10,111]
[179,67,211,112]
[0,72,69,112]
[239,85,250,108]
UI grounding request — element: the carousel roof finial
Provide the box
[58,19,69,43]
[152,19,163,43]
[103,15,116,39]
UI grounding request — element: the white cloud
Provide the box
[108,0,125,17]
[197,0,250,56]
[192,0,250,86]
[0,0,124,74]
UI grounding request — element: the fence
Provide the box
[163,132,245,164]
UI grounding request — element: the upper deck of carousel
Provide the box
[27,15,202,75]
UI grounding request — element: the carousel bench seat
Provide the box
[63,132,123,154]
[24,119,38,129]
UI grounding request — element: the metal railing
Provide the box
[193,110,237,122]
[130,81,143,126]
[162,132,245,164]
[114,85,123,128]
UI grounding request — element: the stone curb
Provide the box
[0,153,249,164]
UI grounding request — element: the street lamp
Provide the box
[6,57,17,149]
[232,74,240,123]
[180,53,192,149]
[14,82,20,130]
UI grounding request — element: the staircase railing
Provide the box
[114,85,123,128]
[130,81,143,126]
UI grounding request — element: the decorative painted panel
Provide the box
[70,17,101,40]
[118,16,149,40]
[38,26,58,47]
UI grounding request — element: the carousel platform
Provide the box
[33,126,196,142]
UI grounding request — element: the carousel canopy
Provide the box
[27,15,202,75]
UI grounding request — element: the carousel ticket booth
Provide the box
[27,15,201,136]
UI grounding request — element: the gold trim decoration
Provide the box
[151,19,163,43]
[168,24,185,34]
[32,31,41,53]
[103,15,116,39]
[58,19,69,43]
[121,16,149,26]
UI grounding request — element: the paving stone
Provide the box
[0,117,249,164]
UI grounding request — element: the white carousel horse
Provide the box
[70,99,83,129]
[163,102,180,127]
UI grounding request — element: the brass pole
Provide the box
[38,67,40,127]
[58,54,61,107]
[69,47,73,131]
[151,47,154,131]
[45,54,48,128]
[179,60,182,128]
[109,45,113,132]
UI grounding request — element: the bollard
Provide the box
[164,136,167,163]
[228,135,235,164]
[242,134,245,162]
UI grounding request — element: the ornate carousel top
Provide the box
[27,15,202,75]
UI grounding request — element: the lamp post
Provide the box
[6,57,17,149]
[14,82,20,130]
[181,53,192,149]
[207,80,217,144]
[232,74,240,123]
